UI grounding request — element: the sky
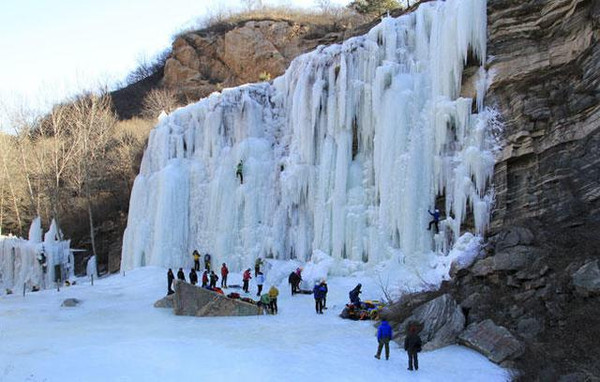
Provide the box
[0,0,349,114]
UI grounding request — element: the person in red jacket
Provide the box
[242,268,252,293]
[221,263,229,288]
[201,270,209,287]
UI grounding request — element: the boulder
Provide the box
[493,227,535,251]
[61,298,81,307]
[173,280,261,317]
[472,257,494,276]
[572,260,600,297]
[458,319,525,364]
[395,294,465,351]
[492,246,542,272]
[154,294,175,308]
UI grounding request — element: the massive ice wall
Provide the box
[0,218,73,291]
[122,0,495,272]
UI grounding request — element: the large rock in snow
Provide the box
[458,319,524,364]
[173,280,261,317]
[395,294,465,351]
[154,294,175,308]
[572,260,600,297]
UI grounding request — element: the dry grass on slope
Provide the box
[176,5,368,38]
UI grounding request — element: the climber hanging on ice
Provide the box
[427,208,440,233]
[236,160,244,184]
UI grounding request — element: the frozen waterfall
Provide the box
[121,0,495,275]
[0,218,73,292]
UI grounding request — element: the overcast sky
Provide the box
[0,0,349,113]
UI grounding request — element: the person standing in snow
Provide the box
[427,208,441,233]
[221,263,229,288]
[192,250,201,271]
[204,253,211,272]
[313,282,326,314]
[374,320,393,360]
[242,268,252,293]
[404,326,422,371]
[167,269,175,295]
[236,160,244,184]
[254,257,264,277]
[321,280,328,309]
[177,268,186,282]
[349,283,362,307]
[256,271,265,296]
[189,268,198,285]
[288,271,301,295]
[268,285,279,314]
[202,270,209,287]
[209,271,219,288]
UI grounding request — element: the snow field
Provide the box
[0,267,509,382]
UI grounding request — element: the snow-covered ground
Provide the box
[1,267,509,381]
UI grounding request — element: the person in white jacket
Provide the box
[256,271,265,296]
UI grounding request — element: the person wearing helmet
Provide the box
[427,208,441,233]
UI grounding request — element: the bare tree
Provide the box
[142,88,180,119]
[68,93,117,257]
[0,134,23,235]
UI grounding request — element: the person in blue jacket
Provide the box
[313,282,326,314]
[374,320,393,360]
[427,208,440,233]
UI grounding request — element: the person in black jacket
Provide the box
[349,283,362,307]
[321,280,328,309]
[288,271,301,295]
[209,271,219,288]
[404,326,422,371]
[167,269,175,295]
[189,268,198,285]
[177,268,186,282]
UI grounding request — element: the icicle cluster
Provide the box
[121,0,494,272]
[0,218,72,291]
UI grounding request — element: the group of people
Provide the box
[166,255,423,372]
[166,251,230,295]
[241,257,266,295]
[257,285,279,315]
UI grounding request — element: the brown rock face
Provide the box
[487,0,600,236]
[163,20,344,102]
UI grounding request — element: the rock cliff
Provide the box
[163,19,348,102]
[487,0,600,237]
